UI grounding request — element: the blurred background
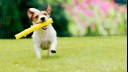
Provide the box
[0,0,127,38]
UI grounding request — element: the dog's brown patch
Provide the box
[31,11,50,23]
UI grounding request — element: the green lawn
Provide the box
[0,36,127,72]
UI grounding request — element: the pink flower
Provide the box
[81,22,86,28]
[72,10,77,16]
[74,0,78,4]
[111,0,116,3]
[100,1,118,17]
[91,0,99,5]
[90,23,95,30]
[84,10,95,16]
[100,2,110,17]
[78,3,85,10]
[100,2,109,12]
[62,3,72,10]
[73,16,79,23]
[118,6,127,13]
[84,0,89,5]
[62,3,67,8]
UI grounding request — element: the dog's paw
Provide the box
[51,50,56,53]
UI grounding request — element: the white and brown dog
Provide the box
[27,5,57,59]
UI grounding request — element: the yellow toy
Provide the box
[15,18,53,39]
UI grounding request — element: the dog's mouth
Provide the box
[41,21,47,30]
[37,21,47,30]
[42,26,47,30]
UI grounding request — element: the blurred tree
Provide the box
[0,0,39,38]
[17,0,39,38]
[0,0,22,38]
[115,0,127,4]
[17,0,39,29]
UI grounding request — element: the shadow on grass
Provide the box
[41,55,60,60]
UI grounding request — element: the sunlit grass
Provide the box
[0,36,127,72]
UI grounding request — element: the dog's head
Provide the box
[27,4,52,30]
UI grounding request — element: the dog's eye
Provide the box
[44,13,47,15]
[35,15,38,18]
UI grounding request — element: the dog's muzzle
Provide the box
[42,26,47,30]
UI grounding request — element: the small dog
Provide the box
[27,5,57,59]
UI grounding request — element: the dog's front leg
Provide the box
[34,43,41,59]
[50,39,57,53]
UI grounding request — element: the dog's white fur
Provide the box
[27,7,57,59]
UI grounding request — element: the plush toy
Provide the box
[15,18,53,39]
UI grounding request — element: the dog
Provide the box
[27,4,57,59]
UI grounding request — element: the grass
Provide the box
[0,36,127,72]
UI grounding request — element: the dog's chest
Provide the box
[32,30,51,41]
[32,26,56,43]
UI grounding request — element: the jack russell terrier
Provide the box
[27,4,57,59]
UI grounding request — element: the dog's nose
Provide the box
[41,17,45,21]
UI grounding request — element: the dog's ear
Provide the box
[27,8,40,20]
[27,9,34,20]
[45,4,52,14]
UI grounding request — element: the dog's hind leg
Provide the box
[47,48,51,57]
[34,43,41,59]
